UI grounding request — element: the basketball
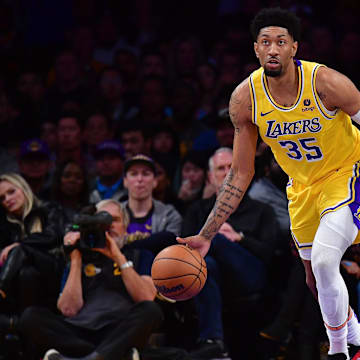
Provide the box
[151,244,207,301]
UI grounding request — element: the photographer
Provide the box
[18,199,163,360]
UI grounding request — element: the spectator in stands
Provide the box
[192,114,234,153]
[135,75,169,127]
[89,140,127,204]
[51,160,89,222]
[82,112,114,178]
[169,80,210,153]
[195,62,218,120]
[70,25,105,88]
[150,126,180,183]
[152,157,179,207]
[18,138,52,201]
[16,70,47,125]
[181,147,280,359]
[19,199,163,360]
[172,36,204,78]
[83,112,114,155]
[118,121,152,160]
[113,48,139,96]
[97,67,138,129]
[176,150,208,215]
[56,111,87,167]
[46,50,95,119]
[122,154,182,247]
[139,51,167,78]
[93,14,126,66]
[0,173,65,335]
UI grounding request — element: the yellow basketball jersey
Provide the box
[249,60,360,185]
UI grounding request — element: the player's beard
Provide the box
[264,64,282,77]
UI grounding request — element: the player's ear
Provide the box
[254,42,259,58]
[292,41,298,58]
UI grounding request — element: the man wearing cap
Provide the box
[122,154,182,252]
[89,141,128,204]
[18,138,53,200]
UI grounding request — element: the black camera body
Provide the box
[72,211,113,249]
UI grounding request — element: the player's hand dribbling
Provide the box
[176,235,211,258]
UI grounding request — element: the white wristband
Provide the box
[120,260,133,270]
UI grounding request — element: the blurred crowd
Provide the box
[1,1,360,359]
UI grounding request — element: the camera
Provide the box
[72,211,113,249]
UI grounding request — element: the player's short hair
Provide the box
[250,7,301,42]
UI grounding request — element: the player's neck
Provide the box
[265,61,298,105]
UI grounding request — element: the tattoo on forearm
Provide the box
[200,169,244,241]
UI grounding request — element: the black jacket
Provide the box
[181,194,281,265]
[0,201,66,253]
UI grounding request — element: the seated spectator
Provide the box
[113,48,139,97]
[118,121,152,160]
[168,80,210,154]
[83,112,114,155]
[51,161,90,222]
[56,111,89,168]
[89,140,127,204]
[0,173,66,335]
[139,51,167,78]
[18,138,53,201]
[152,156,180,208]
[195,62,219,120]
[151,125,180,183]
[122,155,190,351]
[16,70,47,127]
[176,150,208,215]
[181,147,280,359]
[18,199,163,360]
[82,112,114,178]
[192,114,234,153]
[97,67,138,129]
[45,50,96,119]
[122,154,182,248]
[135,75,170,127]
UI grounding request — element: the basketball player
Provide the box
[177,7,360,360]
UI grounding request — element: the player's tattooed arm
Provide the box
[229,80,252,131]
[199,80,255,242]
[199,168,245,241]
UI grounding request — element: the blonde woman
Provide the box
[0,173,66,332]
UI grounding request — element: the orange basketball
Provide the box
[151,244,207,301]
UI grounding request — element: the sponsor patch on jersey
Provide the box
[302,99,315,112]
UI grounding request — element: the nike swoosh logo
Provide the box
[260,110,274,116]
